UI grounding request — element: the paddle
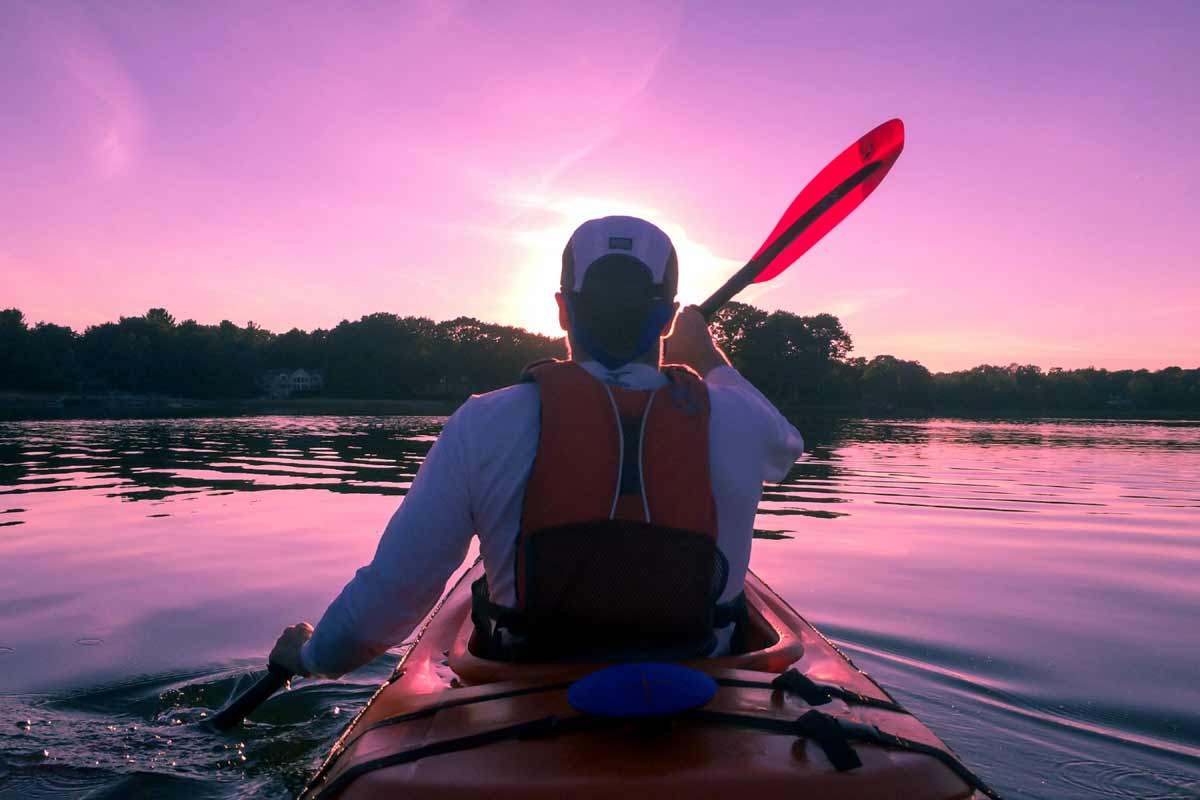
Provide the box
[210,663,293,731]
[697,118,905,320]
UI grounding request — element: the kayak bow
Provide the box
[299,559,998,799]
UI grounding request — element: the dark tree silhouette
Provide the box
[861,355,933,409]
[2,305,1197,416]
[710,303,853,406]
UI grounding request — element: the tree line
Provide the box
[0,307,559,400]
[2,304,1197,415]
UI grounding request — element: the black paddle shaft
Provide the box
[697,160,884,321]
[210,663,294,731]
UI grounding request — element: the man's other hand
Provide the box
[269,622,314,676]
[664,306,729,376]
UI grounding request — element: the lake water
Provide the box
[1,415,1197,799]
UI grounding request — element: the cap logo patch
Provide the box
[608,236,633,251]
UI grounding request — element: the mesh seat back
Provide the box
[518,520,729,661]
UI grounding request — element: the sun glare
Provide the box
[501,194,744,336]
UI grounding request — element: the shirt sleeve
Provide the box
[705,365,805,482]
[300,407,476,678]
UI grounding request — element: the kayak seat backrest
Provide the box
[469,520,738,663]
[453,574,799,685]
[513,520,730,661]
[464,600,778,661]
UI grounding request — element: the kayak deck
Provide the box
[300,560,990,799]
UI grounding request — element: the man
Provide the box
[271,216,804,676]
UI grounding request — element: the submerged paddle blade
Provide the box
[210,664,292,731]
[750,118,905,284]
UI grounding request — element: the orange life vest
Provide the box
[471,360,742,662]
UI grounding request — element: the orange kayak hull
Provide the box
[300,560,986,799]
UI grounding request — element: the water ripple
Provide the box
[2,415,1199,800]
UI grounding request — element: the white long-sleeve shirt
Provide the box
[301,361,804,678]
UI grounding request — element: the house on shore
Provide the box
[260,368,325,398]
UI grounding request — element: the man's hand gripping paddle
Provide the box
[209,119,906,732]
[697,118,905,320]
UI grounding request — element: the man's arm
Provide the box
[664,305,803,481]
[705,366,805,482]
[270,409,476,679]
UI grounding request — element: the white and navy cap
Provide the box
[561,216,678,299]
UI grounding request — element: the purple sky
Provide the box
[3,1,1198,371]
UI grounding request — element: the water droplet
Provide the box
[331,706,341,716]
[16,719,31,730]
[75,637,104,647]
[40,749,49,759]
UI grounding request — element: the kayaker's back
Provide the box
[446,358,805,612]
[292,216,802,682]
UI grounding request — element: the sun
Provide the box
[500,194,743,336]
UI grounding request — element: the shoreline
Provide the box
[3,391,1198,423]
[0,392,462,421]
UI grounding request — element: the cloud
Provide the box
[529,40,674,194]
[825,287,911,317]
[25,4,146,178]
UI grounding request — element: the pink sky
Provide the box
[3,1,1198,371]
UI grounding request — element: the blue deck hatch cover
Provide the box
[567,662,718,718]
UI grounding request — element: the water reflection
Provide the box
[0,417,444,501]
[0,415,1198,800]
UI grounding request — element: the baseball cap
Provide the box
[560,216,679,369]
[561,216,678,299]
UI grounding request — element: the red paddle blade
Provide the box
[751,119,905,284]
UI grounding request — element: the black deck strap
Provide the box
[793,709,864,770]
[689,708,1003,800]
[312,714,598,800]
[770,669,835,705]
[314,705,1003,800]
[835,718,1004,800]
[334,680,575,756]
[686,708,859,770]
[343,671,907,765]
[717,671,908,714]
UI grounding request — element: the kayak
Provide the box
[299,558,997,799]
